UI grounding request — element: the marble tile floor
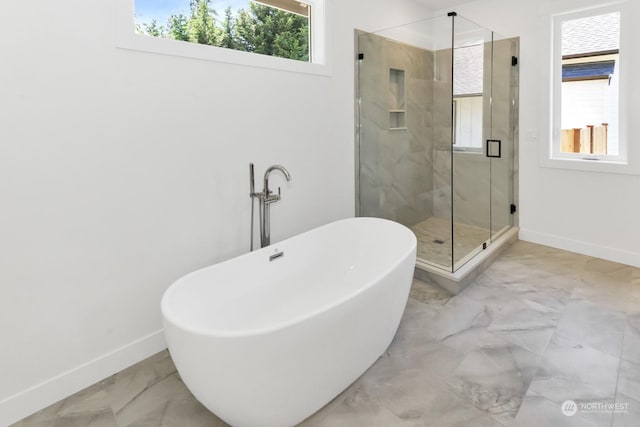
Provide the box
[411,217,491,270]
[12,241,640,427]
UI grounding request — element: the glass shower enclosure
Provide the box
[356,13,519,273]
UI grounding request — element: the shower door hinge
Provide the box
[510,204,517,215]
[512,56,518,66]
[358,53,364,60]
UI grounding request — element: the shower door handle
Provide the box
[486,139,502,158]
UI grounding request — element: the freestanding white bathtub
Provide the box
[161,217,417,427]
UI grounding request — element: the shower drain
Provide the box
[433,239,445,245]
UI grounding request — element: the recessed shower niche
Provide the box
[389,68,406,130]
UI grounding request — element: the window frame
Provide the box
[115,0,330,76]
[543,2,637,174]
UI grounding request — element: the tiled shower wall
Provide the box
[358,33,435,227]
[431,48,454,222]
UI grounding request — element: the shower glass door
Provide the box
[451,16,493,270]
[489,35,518,242]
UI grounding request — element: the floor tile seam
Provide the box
[405,295,453,309]
[565,293,629,312]
[508,356,543,409]
[153,399,172,427]
[531,371,619,402]
[339,382,417,425]
[444,377,521,422]
[615,391,640,405]
[613,321,629,404]
[18,406,117,427]
[499,306,563,388]
[111,372,177,416]
[546,323,625,368]
[521,326,561,398]
[438,379,515,425]
[564,321,625,357]
[436,313,489,343]
[44,386,118,422]
[542,292,572,345]
[524,386,619,421]
[50,384,111,417]
[407,296,428,307]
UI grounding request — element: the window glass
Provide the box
[134,0,311,62]
[554,9,621,159]
[453,43,484,150]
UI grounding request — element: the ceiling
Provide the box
[416,0,474,12]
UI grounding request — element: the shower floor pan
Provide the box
[410,217,518,294]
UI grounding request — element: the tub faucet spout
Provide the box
[264,165,291,203]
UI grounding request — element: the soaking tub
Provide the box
[161,217,417,426]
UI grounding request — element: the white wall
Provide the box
[435,0,640,268]
[0,0,431,424]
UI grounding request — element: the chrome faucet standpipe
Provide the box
[248,163,291,250]
[249,163,256,251]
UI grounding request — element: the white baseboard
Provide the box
[0,330,166,426]
[519,228,640,268]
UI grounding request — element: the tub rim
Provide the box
[161,217,416,338]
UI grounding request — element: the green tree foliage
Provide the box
[168,14,189,41]
[219,7,238,50]
[187,0,221,45]
[138,19,166,38]
[139,1,309,62]
[274,20,309,61]
[234,8,255,52]
[239,3,309,61]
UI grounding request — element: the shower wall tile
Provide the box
[432,49,453,149]
[358,32,434,228]
[431,48,454,226]
[432,149,452,220]
[452,154,491,229]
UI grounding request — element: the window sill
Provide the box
[453,147,483,154]
[540,155,640,175]
[116,32,331,77]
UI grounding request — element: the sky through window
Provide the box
[135,0,250,25]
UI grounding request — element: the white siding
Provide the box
[454,96,483,149]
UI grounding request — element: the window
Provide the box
[116,0,328,75]
[453,43,484,151]
[135,0,311,62]
[551,5,625,163]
